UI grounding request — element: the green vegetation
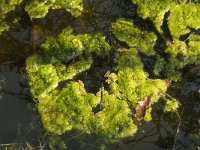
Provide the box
[0,0,22,33]
[132,0,176,32]
[112,19,157,55]
[25,0,200,145]
[41,27,110,62]
[25,0,83,18]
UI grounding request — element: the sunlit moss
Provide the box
[54,56,93,81]
[25,0,55,18]
[42,27,110,62]
[95,90,137,140]
[26,54,59,98]
[132,0,177,32]
[168,3,200,39]
[25,0,83,18]
[26,55,92,98]
[112,18,157,55]
[114,49,169,105]
[37,82,137,141]
[38,82,98,134]
[0,0,23,33]
[25,1,200,143]
[154,36,200,80]
[144,108,152,122]
[164,99,179,112]
[53,0,83,17]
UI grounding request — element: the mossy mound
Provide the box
[25,0,83,18]
[26,0,200,144]
[0,0,23,33]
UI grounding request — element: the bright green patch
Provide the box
[112,19,157,55]
[26,0,200,144]
[0,0,23,33]
[42,27,110,62]
[25,0,83,18]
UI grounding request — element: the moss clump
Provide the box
[26,1,200,144]
[25,0,83,18]
[131,1,200,81]
[0,0,23,33]
[37,82,137,141]
[164,99,179,112]
[154,36,200,81]
[168,3,200,39]
[132,0,177,31]
[42,27,110,62]
[26,54,92,98]
[25,0,55,19]
[109,49,169,105]
[94,90,137,140]
[26,26,169,141]
[52,0,83,17]
[112,19,157,55]
[26,54,59,98]
[38,82,98,135]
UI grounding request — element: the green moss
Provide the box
[112,19,157,55]
[95,90,137,140]
[42,27,110,62]
[26,54,59,98]
[132,0,176,32]
[143,108,152,122]
[164,99,179,112]
[25,0,55,18]
[0,0,23,33]
[154,36,200,81]
[53,0,83,17]
[114,49,169,105]
[25,1,200,143]
[25,0,83,18]
[168,3,200,39]
[38,82,98,135]
[26,54,92,98]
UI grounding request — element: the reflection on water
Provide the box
[0,0,199,149]
[0,63,43,146]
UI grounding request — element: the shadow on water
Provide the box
[0,0,199,149]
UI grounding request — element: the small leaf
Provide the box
[135,95,152,120]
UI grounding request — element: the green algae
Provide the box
[25,0,55,19]
[132,0,176,32]
[0,0,23,33]
[164,98,179,112]
[25,0,83,18]
[26,54,92,98]
[38,81,98,135]
[41,27,110,63]
[154,35,200,81]
[25,0,200,144]
[112,18,157,56]
[168,3,200,39]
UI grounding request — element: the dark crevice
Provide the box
[179,32,191,41]
[138,51,157,78]
[74,51,116,94]
[161,11,173,42]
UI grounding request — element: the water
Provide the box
[0,0,199,149]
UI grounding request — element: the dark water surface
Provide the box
[0,0,199,149]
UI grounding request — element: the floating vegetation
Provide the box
[22,0,200,148]
[25,0,83,18]
[0,0,23,33]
